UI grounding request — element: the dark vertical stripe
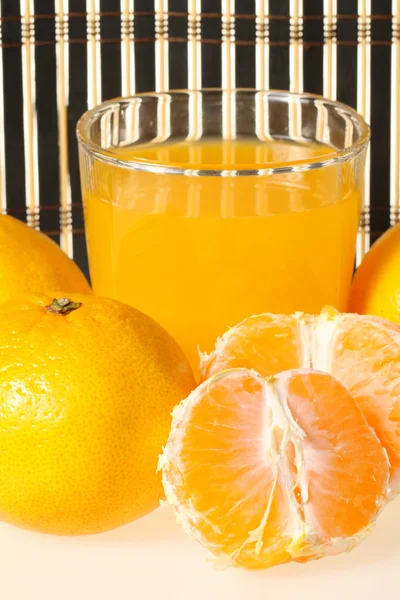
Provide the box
[100,0,122,100]
[69,0,89,268]
[236,1,256,88]
[369,4,392,242]
[372,0,392,16]
[73,233,90,280]
[169,42,188,89]
[34,8,60,239]
[1,1,26,221]
[169,12,188,89]
[236,45,256,88]
[269,0,290,89]
[303,0,323,95]
[134,0,156,92]
[337,0,357,109]
[370,46,391,241]
[201,0,222,87]
[169,0,187,9]
[338,0,358,16]
[72,203,90,280]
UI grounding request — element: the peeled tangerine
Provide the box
[161,307,400,569]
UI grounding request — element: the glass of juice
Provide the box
[77,90,369,373]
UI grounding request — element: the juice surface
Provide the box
[83,139,361,373]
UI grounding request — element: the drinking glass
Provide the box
[77,89,369,373]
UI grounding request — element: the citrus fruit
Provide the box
[161,368,389,569]
[0,294,195,535]
[0,214,90,302]
[349,221,400,322]
[201,308,400,493]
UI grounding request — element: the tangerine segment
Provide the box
[162,370,294,569]
[200,313,302,381]
[329,314,400,492]
[284,371,389,542]
[161,369,389,569]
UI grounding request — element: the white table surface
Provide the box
[0,498,399,600]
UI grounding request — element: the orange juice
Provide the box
[83,139,361,372]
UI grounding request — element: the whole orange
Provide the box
[349,222,400,322]
[0,214,90,302]
[0,294,195,535]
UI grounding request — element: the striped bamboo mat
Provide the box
[0,0,398,275]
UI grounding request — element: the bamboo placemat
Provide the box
[0,0,398,275]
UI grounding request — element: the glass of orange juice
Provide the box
[77,90,369,373]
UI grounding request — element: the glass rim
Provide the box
[76,88,370,177]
